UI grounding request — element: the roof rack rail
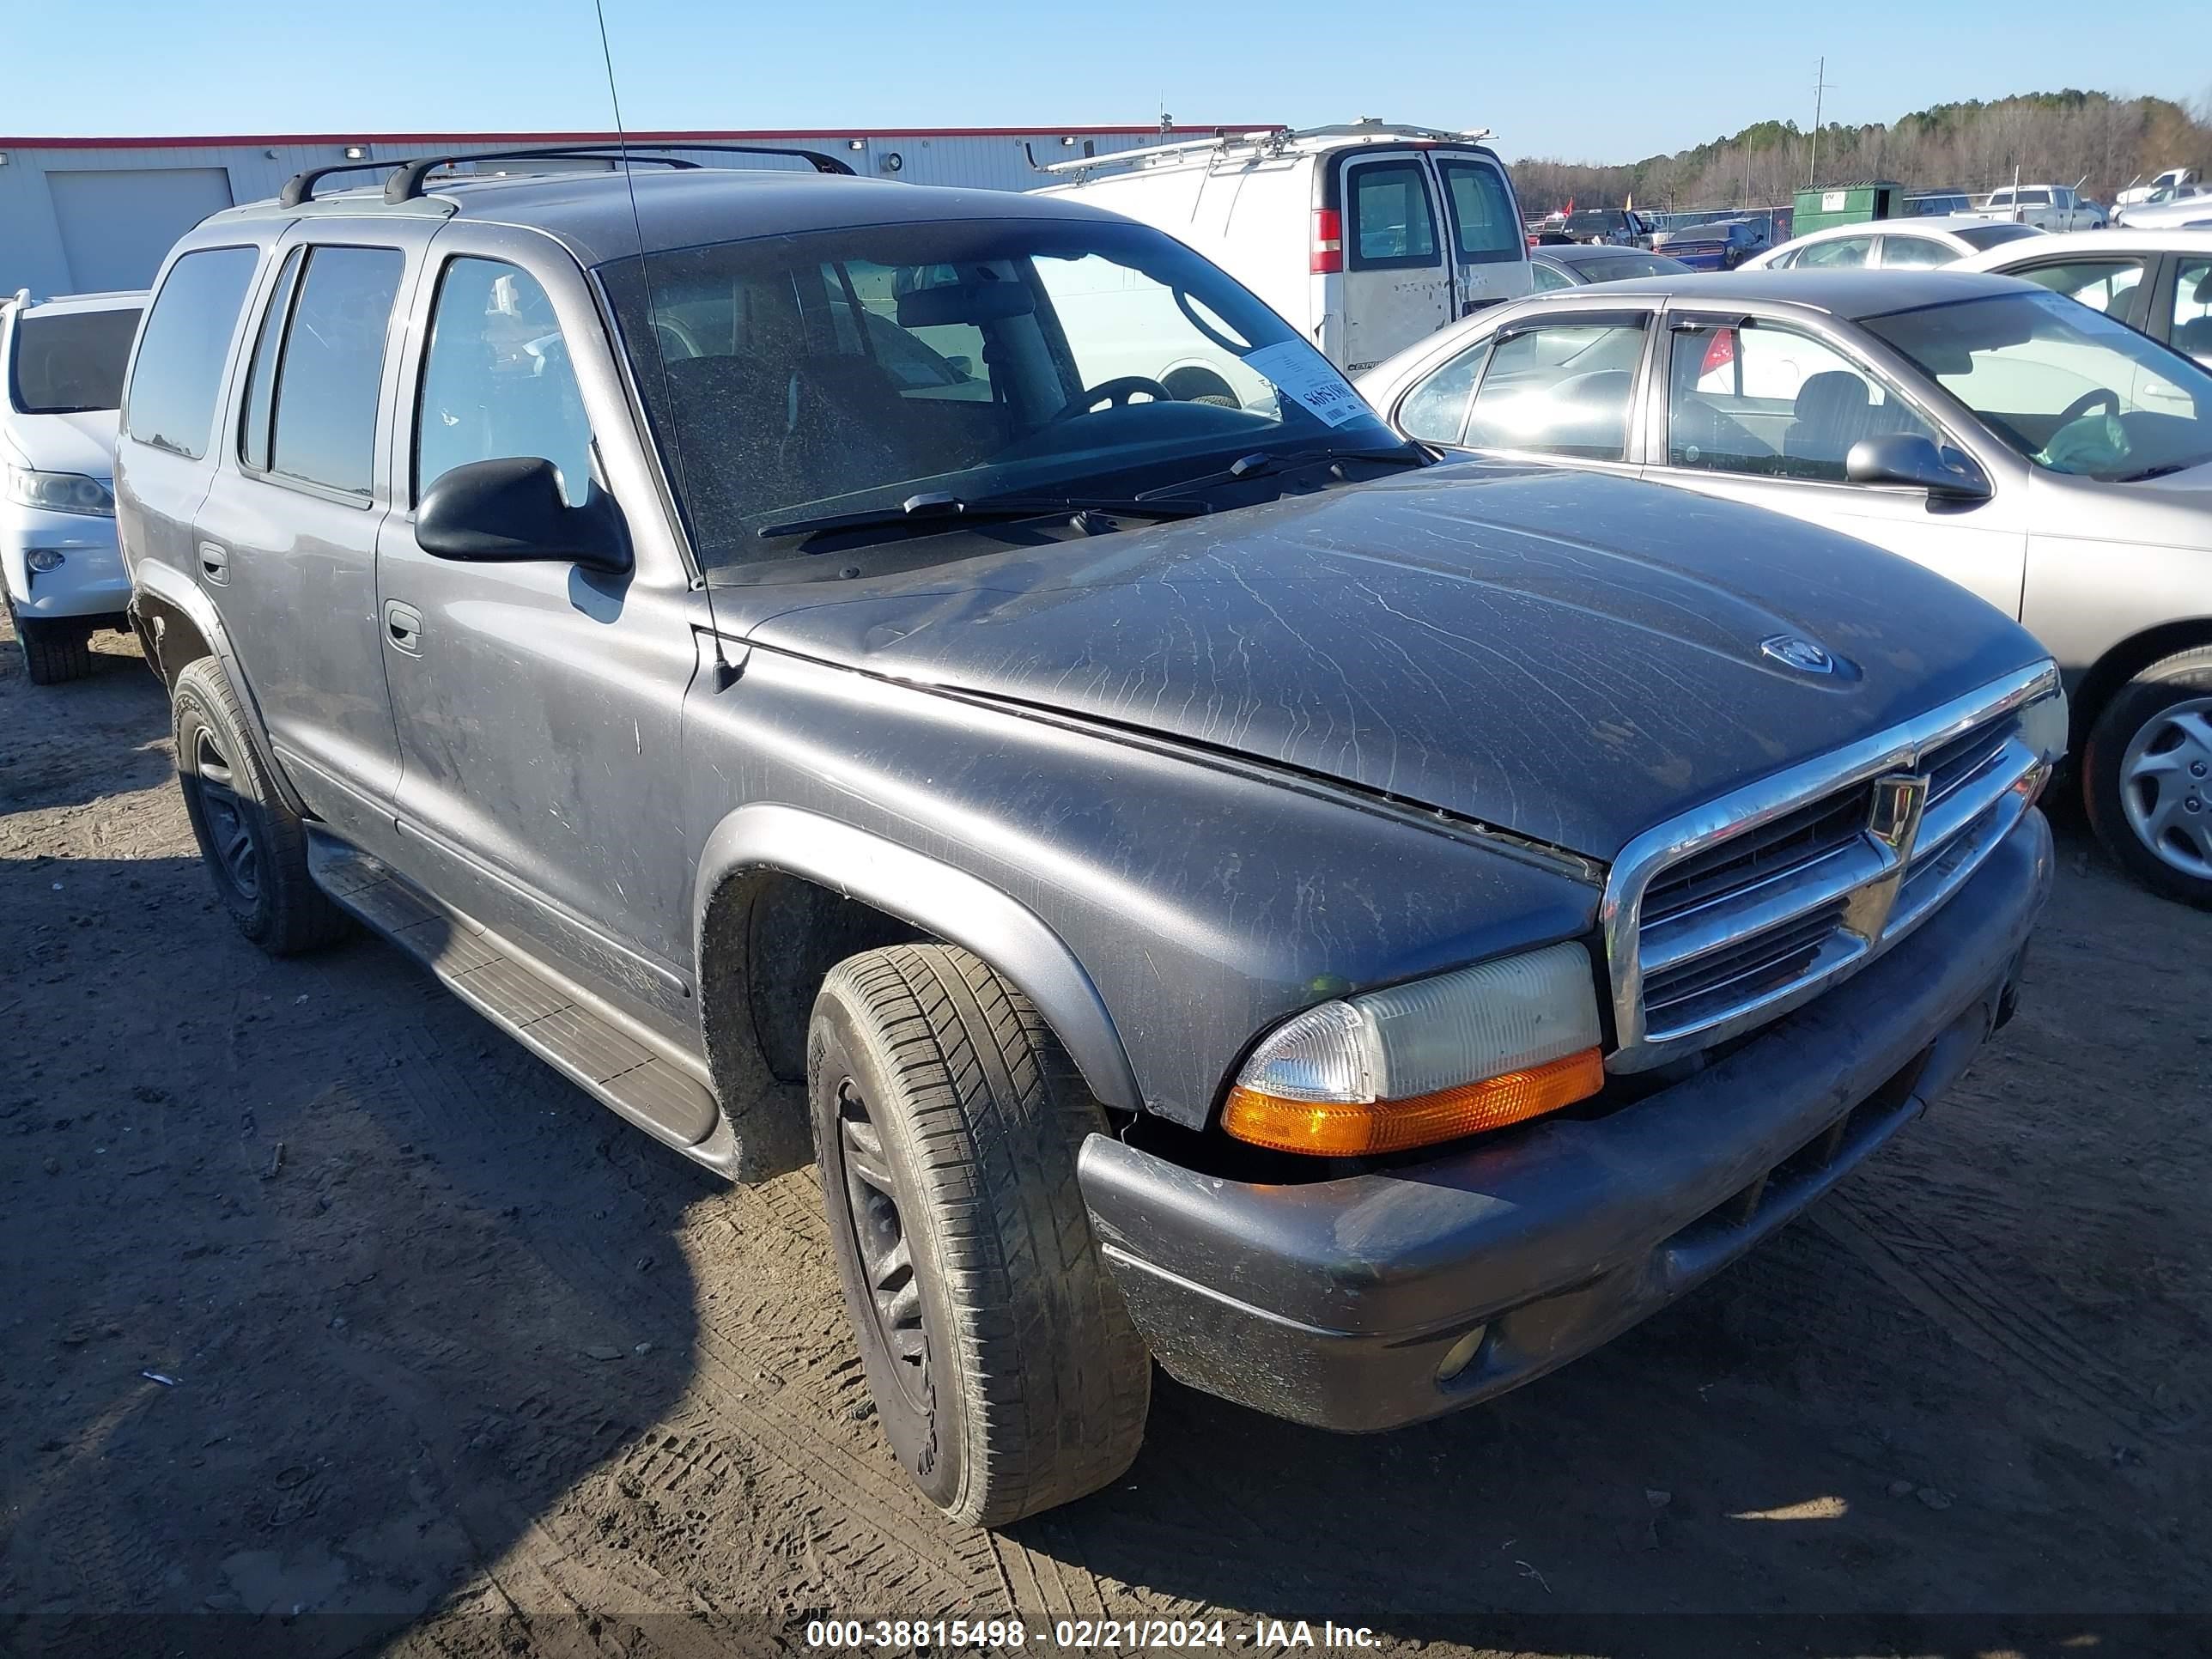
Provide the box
[1026,120,1488,181]
[278,142,857,209]
[280,156,424,208]
[380,142,855,203]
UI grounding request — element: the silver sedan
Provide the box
[1356,269,2212,904]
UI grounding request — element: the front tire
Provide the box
[2083,645,2212,907]
[172,659,352,953]
[11,605,94,684]
[808,943,1151,1526]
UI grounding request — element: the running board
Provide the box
[305,832,735,1172]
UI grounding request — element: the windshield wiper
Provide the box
[757,490,1210,544]
[2113,460,2199,483]
[1135,443,1430,501]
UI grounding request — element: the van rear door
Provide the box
[1432,149,1534,319]
[1334,152,1453,373]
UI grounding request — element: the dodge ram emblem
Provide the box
[1760,634,1835,674]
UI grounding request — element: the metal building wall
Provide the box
[0,127,1267,296]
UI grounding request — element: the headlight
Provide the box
[6,468,115,517]
[1222,940,1604,1156]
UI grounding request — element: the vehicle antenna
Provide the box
[1808,56,1832,189]
[591,0,738,686]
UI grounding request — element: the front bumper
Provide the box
[1078,808,2052,1432]
[3,503,129,621]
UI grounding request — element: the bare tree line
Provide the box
[1513,89,2212,217]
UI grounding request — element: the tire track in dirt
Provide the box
[1820,1191,2197,1443]
[374,1030,1014,1621]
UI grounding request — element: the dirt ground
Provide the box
[3,619,2209,1659]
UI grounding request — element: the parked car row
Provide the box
[1743,215,2045,271]
[1358,259,2212,904]
[46,136,2084,1534]
[2,286,146,681]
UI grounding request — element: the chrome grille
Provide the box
[1602,664,2063,1073]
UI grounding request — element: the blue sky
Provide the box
[3,0,2205,164]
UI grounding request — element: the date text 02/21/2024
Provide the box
[803,1619,1382,1649]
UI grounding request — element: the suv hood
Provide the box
[741,465,2049,860]
[1,408,120,480]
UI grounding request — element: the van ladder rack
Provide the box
[1027,121,1492,181]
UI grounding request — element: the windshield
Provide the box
[598,217,1405,572]
[1955,223,2043,251]
[1863,291,2212,482]
[1574,253,1691,283]
[9,307,143,414]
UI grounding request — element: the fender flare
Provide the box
[692,804,1142,1114]
[129,563,308,817]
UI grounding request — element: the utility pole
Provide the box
[1808,56,1832,187]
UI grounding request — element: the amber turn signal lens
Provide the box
[1221,1046,1604,1157]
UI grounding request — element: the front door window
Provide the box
[1666,319,1938,482]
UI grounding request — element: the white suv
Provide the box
[3,289,146,682]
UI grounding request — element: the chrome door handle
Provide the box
[383,600,423,654]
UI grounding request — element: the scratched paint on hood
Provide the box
[736,465,2049,860]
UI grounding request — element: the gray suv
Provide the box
[118,149,2064,1526]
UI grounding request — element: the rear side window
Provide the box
[1437,161,1522,264]
[1462,319,1647,460]
[2008,258,2145,316]
[1880,236,1954,270]
[123,246,261,459]
[266,246,405,497]
[1346,161,1439,269]
[238,248,306,472]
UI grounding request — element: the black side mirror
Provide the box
[416,456,632,574]
[1845,433,1991,501]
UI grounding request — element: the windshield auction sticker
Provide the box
[1243,343,1366,428]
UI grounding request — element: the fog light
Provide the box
[27,549,65,572]
[1437,1323,1488,1383]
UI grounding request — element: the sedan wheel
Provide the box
[2085,647,2212,907]
[2118,696,2212,882]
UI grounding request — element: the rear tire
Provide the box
[2082,645,2212,907]
[12,606,94,684]
[172,659,352,954]
[808,943,1151,1526]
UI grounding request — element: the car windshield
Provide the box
[1863,291,2212,482]
[598,217,1407,571]
[9,307,143,414]
[1575,253,1691,283]
[1954,223,2043,251]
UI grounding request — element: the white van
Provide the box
[1033,123,1532,375]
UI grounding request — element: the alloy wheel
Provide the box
[833,1077,930,1411]
[192,727,260,901]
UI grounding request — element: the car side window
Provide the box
[1665,319,1939,483]
[1396,339,1492,444]
[264,246,406,497]
[1462,318,1646,461]
[1796,235,1874,270]
[2172,258,2212,368]
[416,258,595,507]
[1531,261,1572,292]
[2010,258,2147,317]
[238,247,305,472]
[123,246,262,461]
[1346,161,1439,269]
[1880,236,1953,270]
